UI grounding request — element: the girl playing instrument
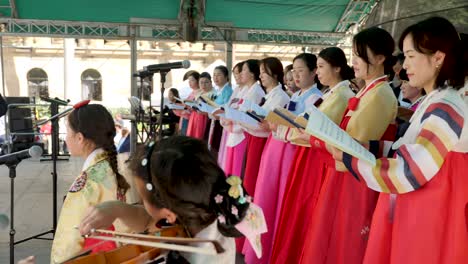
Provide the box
[78,136,267,264]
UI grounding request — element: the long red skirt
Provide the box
[270,147,333,264]
[363,151,468,264]
[242,134,268,195]
[300,168,379,264]
[186,111,208,139]
[298,117,396,264]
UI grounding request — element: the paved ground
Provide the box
[0,156,82,263]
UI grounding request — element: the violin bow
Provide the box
[86,235,217,255]
[87,229,225,255]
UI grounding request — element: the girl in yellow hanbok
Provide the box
[50,104,129,263]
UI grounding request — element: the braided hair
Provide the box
[67,104,130,193]
[130,136,250,237]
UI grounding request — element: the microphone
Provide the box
[40,97,70,106]
[144,60,190,73]
[0,145,43,166]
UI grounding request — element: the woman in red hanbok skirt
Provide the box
[328,17,468,264]
[299,27,398,264]
[240,57,291,264]
[186,72,214,139]
[270,48,355,264]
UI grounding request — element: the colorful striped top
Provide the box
[343,88,468,194]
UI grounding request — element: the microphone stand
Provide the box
[40,97,70,161]
[158,70,169,140]
[4,154,37,264]
[133,69,166,142]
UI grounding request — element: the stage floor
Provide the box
[0,156,82,263]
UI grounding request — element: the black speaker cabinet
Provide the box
[5,96,36,145]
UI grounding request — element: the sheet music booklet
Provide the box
[305,106,376,166]
[265,108,305,129]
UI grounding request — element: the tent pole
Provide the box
[1,36,6,96]
[391,0,401,37]
[130,26,138,155]
[226,41,233,83]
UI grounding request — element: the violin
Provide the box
[62,225,224,264]
[63,245,161,264]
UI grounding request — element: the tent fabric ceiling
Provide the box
[13,0,180,23]
[205,0,349,32]
[3,0,350,33]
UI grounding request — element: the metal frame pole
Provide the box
[130,26,138,154]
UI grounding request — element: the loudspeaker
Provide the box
[5,97,36,145]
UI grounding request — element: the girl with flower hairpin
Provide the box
[78,136,266,264]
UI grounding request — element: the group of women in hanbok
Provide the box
[17,15,466,264]
[212,16,467,264]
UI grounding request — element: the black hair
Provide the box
[399,16,465,90]
[183,70,196,81]
[461,33,468,77]
[293,53,318,72]
[396,53,405,65]
[243,59,260,81]
[214,65,229,80]
[399,68,409,82]
[169,88,180,98]
[130,136,250,237]
[68,104,129,193]
[260,57,286,91]
[353,27,396,76]
[233,61,244,73]
[293,53,323,89]
[399,69,426,95]
[318,47,355,81]
[200,72,212,81]
[243,59,264,91]
[185,71,200,82]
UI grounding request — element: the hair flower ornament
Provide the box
[226,175,244,199]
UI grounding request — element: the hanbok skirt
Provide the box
[242,136,296,263]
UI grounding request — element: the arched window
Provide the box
[27,68,49,98]
[81,69,102,101]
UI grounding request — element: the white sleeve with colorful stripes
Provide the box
[343,101,464,194]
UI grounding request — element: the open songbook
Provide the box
[265,108,307,129]
[199,95,219,108]
[222,107,261,127]
[166,103,185,110]
[246,111,266,123]
[305,106,376,166]
[173,96,185,104]
[184,101,198,109]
